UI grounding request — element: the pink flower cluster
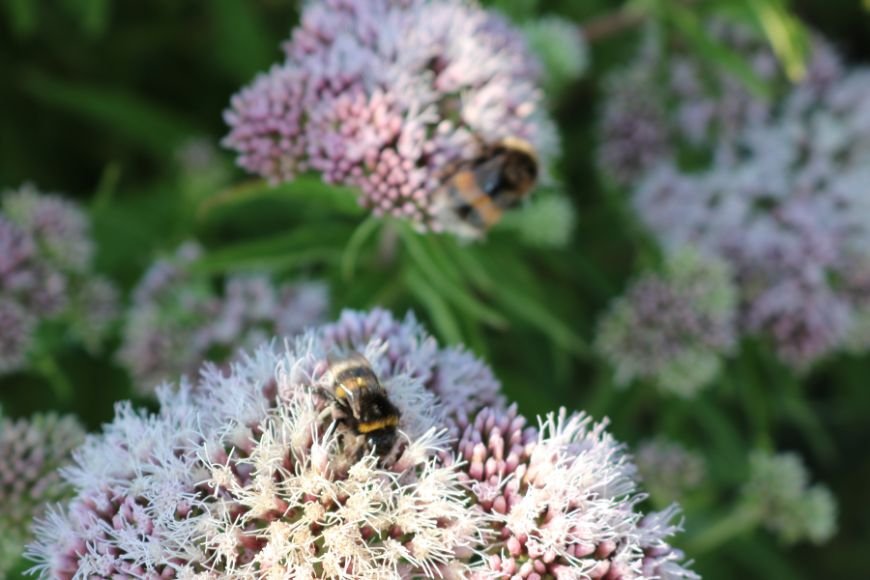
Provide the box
[224,0,555,232]
[454,406,697,579]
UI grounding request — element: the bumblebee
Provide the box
[323,352,400,458]
[434,137,539,238]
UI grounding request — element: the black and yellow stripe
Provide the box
[357,415,400,434]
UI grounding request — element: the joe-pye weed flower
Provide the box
[0,185,118,376]
[596,248,737,396]
[0,413,84,576]
[29,310,696,579]
[119,242,329,395]
[224,0,557,235]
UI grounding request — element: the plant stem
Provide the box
[378,221,400,267]
[688,503,760,554]
[580,6,647,43]
[33,350,73,403]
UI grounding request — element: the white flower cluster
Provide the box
[30,328,481,578]
[28,310,696,579]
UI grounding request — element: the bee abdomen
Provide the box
[357,416,400,434]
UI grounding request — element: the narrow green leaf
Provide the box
[743,0,809,81]
[200,246,341,274]
[341,217,381,281]
[667,5,772,99]
[445,244,496,293]
[421,236,466,285]
[405,268,464,345]
[196,224,351,273]
[91,162,123,213]
[21,73,198,157]
[199,176,364,219]
[399,228,509,328]
[488,282,587,355]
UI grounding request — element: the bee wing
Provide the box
[472,156,506,197]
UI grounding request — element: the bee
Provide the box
[322,352,401,458]
[433,137,539,238]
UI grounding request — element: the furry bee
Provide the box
[434,137,539,238]
[323,352,400,458]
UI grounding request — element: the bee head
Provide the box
[366,428,398,457]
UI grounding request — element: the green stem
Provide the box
[585,374,618,420]
[688,503,761,554]
[580,5,648,43]
[91,161,122,213]
[32,350,73,403]
[736,349,770,447]
[377,221,400,267]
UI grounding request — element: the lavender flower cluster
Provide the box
[0,185,118,375]
[595,248,737,396]
[29,310,696,579]
[598,21,841,185]
[634,60,870,369]
[0,413,84,575]
[119,242,329,395]
[599,21,870,370]
[223,0,556,234]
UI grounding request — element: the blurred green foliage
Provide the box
[1,0,869,578]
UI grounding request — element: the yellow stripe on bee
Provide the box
[357,416,400,433]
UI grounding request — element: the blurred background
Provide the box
[1,0,869,578]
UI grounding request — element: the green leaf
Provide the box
[91,162,123,213]
[21,72,198,157]
[405,268,464,345]
[196,224,351,273]
[742,0,810,81]
[3,0,38,36]
[445,244,496,293]
[399,227,509,328]
[666,4,773,99]
[64,0,111,37]
[487,0,539,20]
[212,0,276,82]
[693,395,749,481]
[731,535,804,578]
[199,176,364,220]
[488,281,587,355]
[421,236,467,285]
